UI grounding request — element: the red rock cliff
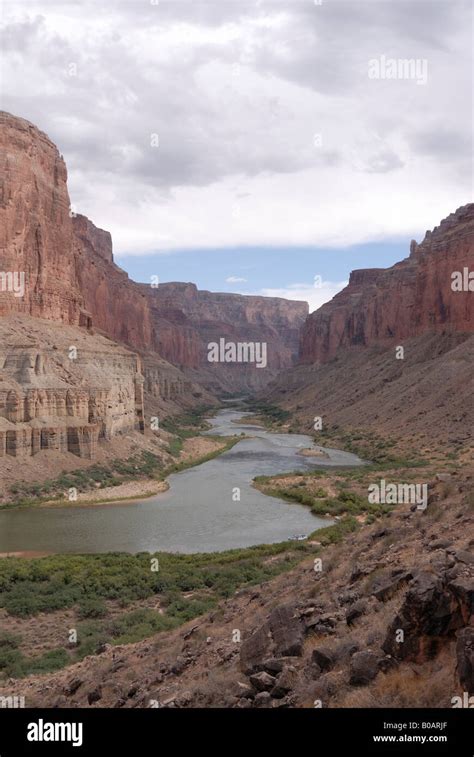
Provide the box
[0,112,85,324]
[0,111,307,394]
[148,282,308,370]
[300,204,474,364]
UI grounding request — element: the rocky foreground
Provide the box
[1,468,471,709]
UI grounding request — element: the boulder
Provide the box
[268,605,304,657]
[371,570,412,601]
[349,651,380,686]
[262,658,285,675]
[64,678,83,697]
[87,687,102,705]
[240,624,271,674]
[311,647,335,672]
[271,667,298,699]
[249,671,276,692]
[346,599,367,625]
[382,571,462,662]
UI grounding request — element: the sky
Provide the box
[0,0,472,311]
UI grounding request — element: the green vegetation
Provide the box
[165,437,184,457]
[161,406,214,440]
[0,539,309,678]
[3,451,164,509]
[311,515,359,545]
[0,645,69,679]
[312,426,426,469]
[0,405,231,509]
[244,401,292,427]
[256,481,392,518]
[162,436,240,475]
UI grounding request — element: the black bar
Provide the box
[0,708,471,756]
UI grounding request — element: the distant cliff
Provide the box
[147,283,307,392]
[300,204,474,364]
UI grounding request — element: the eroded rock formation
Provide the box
[300,204,474,364]
[0,317,145,459]
[148,283,308,392]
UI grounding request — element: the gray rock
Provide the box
[311,647,335,672]
[455,550,474,565]
[87,687,102,705]
[232,681,254,699]
[336,640,360,659]
[262,658,285,675]
[249,671,276,692]
[271,666,298,699]
[268,604,304,657]
[371,570,412,601]
[349,651,380,686]
[346,599,367,625]
[240,624,271,674]
[254,691,272,707]
[64,677,83,696]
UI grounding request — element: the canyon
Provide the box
[0,111,306,463]
[264,204,474,445]
[0,110,472,713]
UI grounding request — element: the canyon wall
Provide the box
[72,221,308,392]
[146,283,308,393]
[0,111,306,396]
[0,112,208,457]
[0,317,145,459]
[0,112,85,325]
[300,204,474,364]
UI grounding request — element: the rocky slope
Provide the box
[300,204,473,365]
[264,205,474,445]
[266,332,474,445]
[3,471,472,708]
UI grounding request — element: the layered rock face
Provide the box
[0,112,210,449]
[0,111,306,397]
[72,214,156,351]
[300,204,474,364]
[0,112,85,325]
[0,317,145,459]
[148,283,308,393]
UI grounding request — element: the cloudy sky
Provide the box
[0,0,472,310]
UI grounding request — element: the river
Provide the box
[0,409,364,554]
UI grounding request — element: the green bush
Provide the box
[78,598,107,619]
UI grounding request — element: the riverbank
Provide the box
[33,436,239,509]
[1,404,471,701]
[1,465,471,706]
[0,408,236,511]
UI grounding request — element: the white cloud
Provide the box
[0,0,471,254]
[226,276,247,283]
[246,280,349,314]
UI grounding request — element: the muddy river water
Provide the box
[0,409,364,554]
